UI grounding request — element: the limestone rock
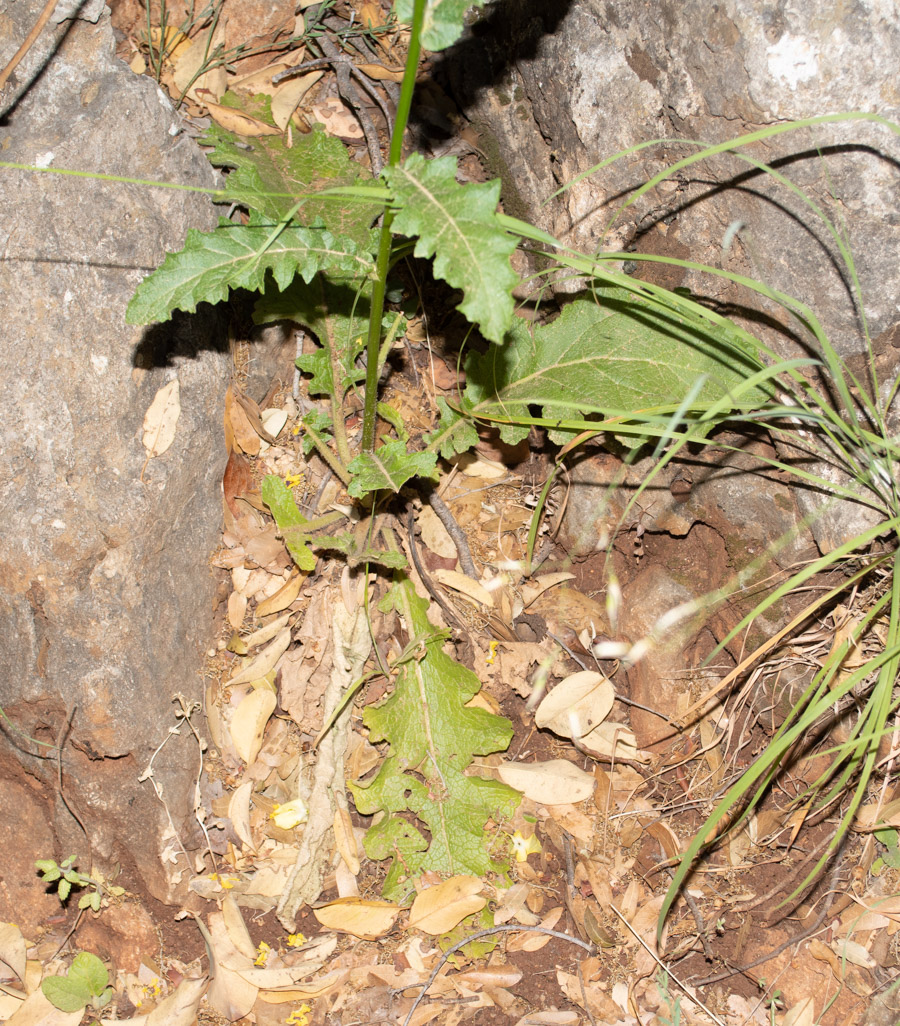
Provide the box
[0,2,228,904]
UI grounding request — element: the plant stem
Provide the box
[360,0,425,453]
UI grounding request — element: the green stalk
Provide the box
[360,0,426,453]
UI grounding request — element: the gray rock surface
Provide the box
[0,0,227,905]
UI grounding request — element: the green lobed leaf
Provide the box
[430,287,774,455]
[346,440,438,497]
[127,221,374,325]
[394,0,486,51]
[41,976,92,1013]
[202,106,381,244]
[384,154,519,343]
[261,476,317,571]
[348,575,519,900]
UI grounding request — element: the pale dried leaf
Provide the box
[830,937,875,968]
[581,721,647,762]
[497,759,595,805]
[227,590,247,630]
[172,23,226,102]
[142,378,180,458]
[354,62,404,81]
[230,687,277,765]
[312,899,400,940]
[334,806,360,876]
[519,573,575,610]
[534,671,613,741]
[418,505,457,559]
[782,997,816,1026]
[271,72,323,131]
[433,569,493,608]
[256,573,304,618]
[228,780,256,853]
[206,102,281,137]
[228,628,292,687]
[5,990,84,1026]
[0,922,26,983]
[407,876,486,935]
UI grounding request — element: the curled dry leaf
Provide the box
[519,573,575,610]
[534,671,613,741]
[256,572,303,618]
[142,378,180,458]
[407,876,487,935]
[271,72,324,131]
[497,760,595,805]
[228,779,256,853]
[433,569,493,608]
[354,62,405,81]
[205,102,281,137]
[579,722,647,762]
[229,686,277,766]
[507,906,563,952]
[227,627,291,686]
[312,898,400,940]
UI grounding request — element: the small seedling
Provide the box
[35,857,124,912]
[41,951,112,1013]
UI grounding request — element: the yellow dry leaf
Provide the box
[433,569,494,608]
[407,876,486,935]
[229,687,277,765]
[255,572,303,618]
[355,62,405,81]
[313,899,400,940]
[0,922,26,984]
[142,378,180,458]
[228,627,291,686]
[271,72,323,131]
[147,26,191,63]
[129,53,147,75]
[534,670,613,740]
[172,25,227,102]
[206,102,281,137]
[497,759,595,805]
[333,806,360,876]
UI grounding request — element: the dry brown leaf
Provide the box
[206,102,281,137]
[433,569,493,608]
[507,906,563,952]
[229,686,277,765]
[227,591,247,630]
[580,721,647,762]
[497,760,595,805]
[142,378,180,458]
[203,902,258,1021]
[333,807,360,876]
[546,804,594,845]
[255,969,349,1002]
[147,26,191,63]
[228,780,256,853]
[407,876,486,935]
[242,614,293,651]
[355,61,405,81]
[271,72,323,130]
[309,98,364,141]
[534,671,613,740]
[418,505,457,559]
[228,627,292,686]
[0,923,26,984]
[646,821,681,861]
[519,573,575,610]
[256,571,303,618]
[556,971,624,1020]
[493,882,539,927]
[227,390,262,456]
[313,899,400,940]
[4,990,82,1026]
[172,24,227,102]
[781,997,816,1026]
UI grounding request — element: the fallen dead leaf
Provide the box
[206,102,281,137]
[433,569,493,608]
[142,378,180,458]
[313,899,400,940]
[407,876,486,935]
[534,670,613,741]
[497,759,595,805]
[228,627,292,686]
[229,686,277,765]
[101,977,208,1026]
[172,23,227,102]
[0,922,26,984]
[271,72,323,131]
[5,990,84,1026]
